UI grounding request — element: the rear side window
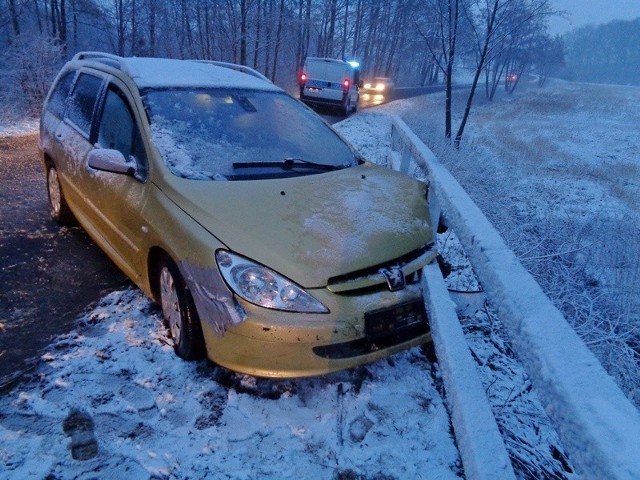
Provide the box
[46,70,75,118]
[66,73,103,137]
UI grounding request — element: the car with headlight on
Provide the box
[39,52,436,378]
[362,77,394,94]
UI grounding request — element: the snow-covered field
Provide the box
[3,79,636,479]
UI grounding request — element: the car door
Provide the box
[82,79,151,282]
[53,70,105,220]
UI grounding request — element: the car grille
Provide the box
[326,243,436,295]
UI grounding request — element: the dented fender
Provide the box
[180,260,246,337]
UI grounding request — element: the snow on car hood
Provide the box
[159,163,432,288]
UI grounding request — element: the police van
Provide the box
[298,57,360,116]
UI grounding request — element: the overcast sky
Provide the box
[549,0,640,34]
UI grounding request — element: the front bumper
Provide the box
[200,281,431,378]
[184,243,437,378]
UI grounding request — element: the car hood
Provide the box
[159,164,432,288]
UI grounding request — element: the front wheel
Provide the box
[157,254,206,360]
[46,164,74,223]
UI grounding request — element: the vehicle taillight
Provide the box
[299,72,307,85]
[342,79,350,91]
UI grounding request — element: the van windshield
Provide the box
[143,89,359,180]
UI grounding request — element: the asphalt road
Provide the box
[318,84,446,123]
[0,134,129,391]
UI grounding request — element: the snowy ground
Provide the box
[0,85,598,479]
[1,288,462,479]
[0,239,572,480]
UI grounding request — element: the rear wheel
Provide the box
[157,254,206,360]
[342,98,351,117]
[46,164,74,223]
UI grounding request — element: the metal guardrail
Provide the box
[389,115,640,480]
[421,262,516,480]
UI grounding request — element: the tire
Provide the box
[342,98,351,117]
[157,254,206,360]
[46,163,74,223]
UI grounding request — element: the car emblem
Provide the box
[380,266,405,291]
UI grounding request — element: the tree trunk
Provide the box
[341,0,349,59]
[150,0,156,56]
[33,0,43,34]
[50,0,57,38]
[326,0,337,58]
[454,0,500,147]
[59,0,66,45]
[445,0,459,139]
[240,0,248,65]
[254,0,262,68]
[9,0,21,38]
[130,0,137,56]
[351,0,362,57]
[264,0,272,79]
[271,0,284,81]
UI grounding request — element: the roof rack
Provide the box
[73,51,123,69]
[71,53,271,84]
[193,60,271,83]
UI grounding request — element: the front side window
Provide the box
[142,89,358,181]
[97,86,148,179]
[66,72,103,137]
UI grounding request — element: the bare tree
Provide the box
[454,0,553,146]
[482,0,552,99]
[533,33,564,87]
[8,0,21,38]
[416,0,462,139]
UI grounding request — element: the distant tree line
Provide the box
[1,0,561,142]
[563,18,640,86]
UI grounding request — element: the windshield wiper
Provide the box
[233,158,341,171]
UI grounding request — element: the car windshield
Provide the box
[143,89,359,180]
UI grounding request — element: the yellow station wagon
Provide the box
[39,52,436,377]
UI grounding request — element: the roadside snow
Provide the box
[0,290,462,479]
[0,119,38,137]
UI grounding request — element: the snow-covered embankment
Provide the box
[388,115,640,480]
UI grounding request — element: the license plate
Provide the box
[365,299,428,340]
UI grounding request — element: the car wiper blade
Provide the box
[233,158,340,171]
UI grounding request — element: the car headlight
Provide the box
[364,83,372,89]
[216,250,329,313]
[375,83,385,92]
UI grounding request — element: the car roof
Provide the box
[72,52,282,92]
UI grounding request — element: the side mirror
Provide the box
[88,148,135,176]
